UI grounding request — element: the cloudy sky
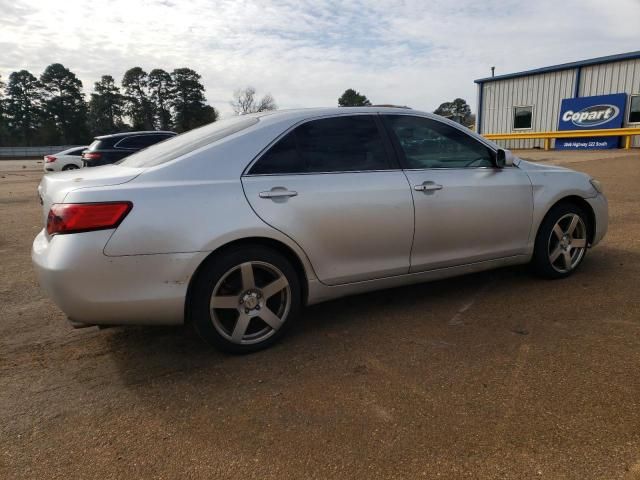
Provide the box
[1,0,639,117]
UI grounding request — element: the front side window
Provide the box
[383,115,494,169]
[249,115,390,175]
[629,95,640,123]
[513,106,533,129]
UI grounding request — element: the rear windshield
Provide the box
[118,117,259,168]
[58,146,86,155]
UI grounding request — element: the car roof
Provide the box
[251,106,415,121]
[250,106,471,131]
[95,131,176,140]
[246,106,477,130]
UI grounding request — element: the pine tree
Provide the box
[122,67,155,130]
[338,88,372,107]
[148,69,175,130]
[40,63,89,144]
[171,68,218,132]
[4,70,43,146]
[88,75,126,135]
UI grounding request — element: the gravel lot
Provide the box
[1,151,639,479]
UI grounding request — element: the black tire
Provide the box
[189,245,302,354]
[62,164,79,171]
[531,202,590,279]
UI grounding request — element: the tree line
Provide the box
[338,88,475,127]
[0,68,475,147]
[0,64,219,147]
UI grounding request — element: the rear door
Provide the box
[241,114,414,286]
[382,114,533,272]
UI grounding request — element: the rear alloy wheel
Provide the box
[532,203,590,279]
[62,164,79,171]
[190,246,301,353]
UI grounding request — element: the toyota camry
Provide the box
[32,107,608,353]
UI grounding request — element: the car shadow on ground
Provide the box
[103,264,527,382]
[102,242,630,390]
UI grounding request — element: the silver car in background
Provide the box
[32,107,608,353]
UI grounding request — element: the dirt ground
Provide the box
[1,151,639,479]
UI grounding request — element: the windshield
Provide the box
[118,116,259,168]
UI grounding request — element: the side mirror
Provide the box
[495,149,514,168]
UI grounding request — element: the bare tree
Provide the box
[231,86,276,115]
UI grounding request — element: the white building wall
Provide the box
[580,59,640,146]
[478,57,640,149]
[480,69,576,149]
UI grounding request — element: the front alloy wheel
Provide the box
[532,202,590,279]
[547,213,587,274]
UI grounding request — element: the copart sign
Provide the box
[557,93,627,150]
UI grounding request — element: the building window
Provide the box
[629,95,640,124]
[513,106,533,130]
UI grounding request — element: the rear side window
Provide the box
[87,140,102,151]
[117,134,171,149]
[249,115,389,175]
[298,116,388,172]
[249,132,300,175]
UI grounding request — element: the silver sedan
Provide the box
[32,108,608,353]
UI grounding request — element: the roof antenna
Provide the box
[491,66,495,77]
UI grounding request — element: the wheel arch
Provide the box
[540,195,596,245]
[184,237,310,324]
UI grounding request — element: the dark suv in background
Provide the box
[82,131,176,167]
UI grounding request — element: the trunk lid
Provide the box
[38,165,142,225]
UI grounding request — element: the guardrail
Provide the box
[483,127,640,150]
[0,145,83,159]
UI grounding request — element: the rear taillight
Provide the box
[45,155,57,163]
[46,202,132,236]
[82,152,102,160]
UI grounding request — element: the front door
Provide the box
[242,114,414,285]
[382,114,533,272]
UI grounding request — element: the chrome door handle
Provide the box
[414,182,443,192]
[259,189,298,199]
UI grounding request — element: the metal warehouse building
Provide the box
[475,51,640,149]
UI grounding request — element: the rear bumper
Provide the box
[32,229,208,326]
[43,163,60,172]
[586,193,608,247]
[43,162,81,172]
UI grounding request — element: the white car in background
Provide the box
[43,146,88,172]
